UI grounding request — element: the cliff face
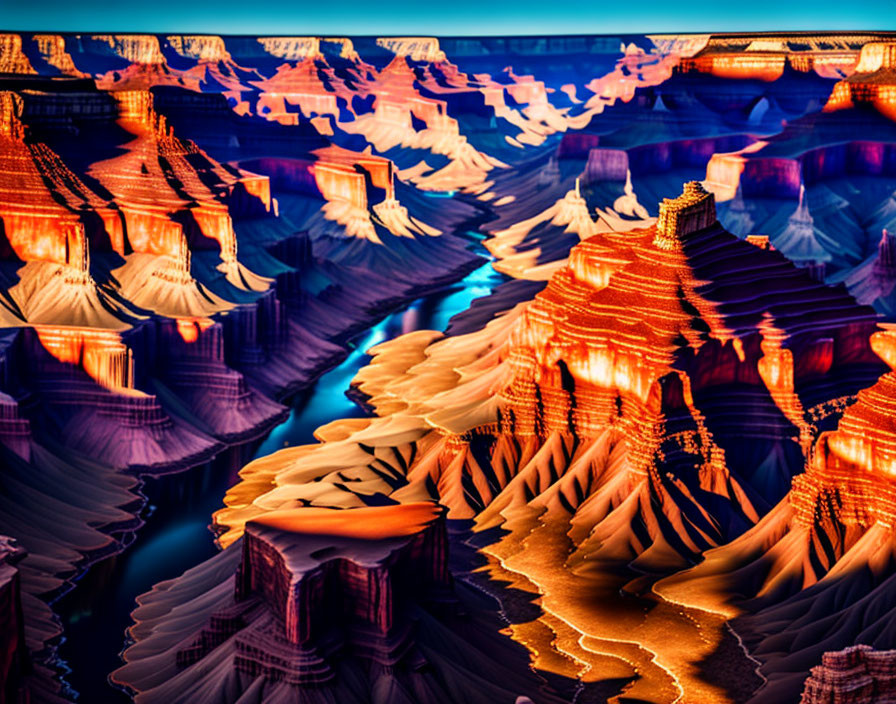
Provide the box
[801,646,896,704]
[653,326,896,703]
[0,537,27,704]
[232,503,451,656]
[113,503,568,704]
[125,182,875,704]
[0,33,503,702]
[826,42,896,120]
[679,34,885,81]
[4,28,896,704]
[211,183,882,579]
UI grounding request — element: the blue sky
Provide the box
[1,0,894,35]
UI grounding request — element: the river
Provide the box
[54,246,504,702]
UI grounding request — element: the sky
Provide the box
[0,0,894,36]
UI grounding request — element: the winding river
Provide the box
[55,245,504,702]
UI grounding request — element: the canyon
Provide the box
[0,28,894,704]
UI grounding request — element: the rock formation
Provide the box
[801,645,896,704]
[679,33,885,80]
[655,324,896,702]
[0,536,27,704]
[112,502,568,703]
[826,42,896,120]
[2,29,896,704]
[171,183,882,703]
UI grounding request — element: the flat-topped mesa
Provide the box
[166,35,231,63]
[653,181,717,249]
[312,145,395,207]
[855,41,896,75]
[257,37,321,61]
[679,33,882,79]
[91,34,165,65]
[801,645,896,704]
[177,503,452,681]
[376,37,446,63]
[825,42,896,119]
[0,34,36,75]
[31,34,86,77]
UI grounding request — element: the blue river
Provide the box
[55,252,504,702]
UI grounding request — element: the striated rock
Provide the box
[679,33,884,80]
[376,37,446,63]
[256,36,321,61]
[213,183,883,577]
[655,325,896,702]
[28,34,86,77]
[801,645,896,704]
[826,42,896,120]
[0,34,36,75]
[8,29,896,704]
[135,182,880,704]
[0,536,28,704]
[113,502,567,703]
[250,59,339,123]
[232,503,451,654]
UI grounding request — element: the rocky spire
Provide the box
[63,222,91,283]
[774,184,831,264]
[0,91,24,139]
[653,181,716,249]
[873,228,896,280]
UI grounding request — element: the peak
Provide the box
[654,181,716,249]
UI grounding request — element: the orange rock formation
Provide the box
[825,42,896,120]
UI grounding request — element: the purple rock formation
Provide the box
[0,536,28,704]
[113,504,567,704]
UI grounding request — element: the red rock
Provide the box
[801,645,896,704]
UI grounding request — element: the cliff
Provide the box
[825,42,896,120]
[152,182,877,704]
[655,326,896,703]
[679,33,885,80]
[113,502,568,703]
[801,646,896,704]
[0,536,27,704]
